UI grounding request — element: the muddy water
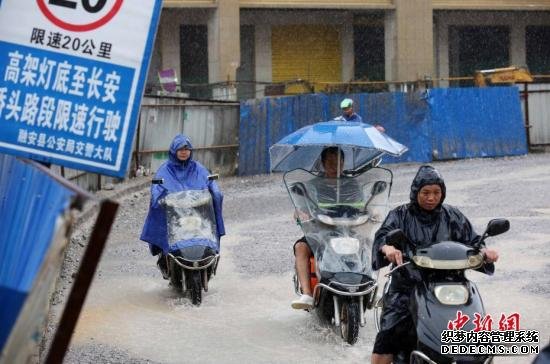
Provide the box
[71,236,377,363]
[67,154,550,363]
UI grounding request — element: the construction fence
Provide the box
[49,81,550,188]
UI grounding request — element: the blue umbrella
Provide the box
[270,121,408,172]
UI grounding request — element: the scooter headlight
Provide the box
[467,253,484,268]
[412,255,434,268]
[434,284,469,305]
[329,237,360,255]
[318,214,334,225]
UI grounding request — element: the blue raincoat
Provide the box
[140,134,225,255]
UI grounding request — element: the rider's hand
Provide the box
[374,124,385,133]
[381,245,403,266]
[294,210,310,222]
[481,248,499,263]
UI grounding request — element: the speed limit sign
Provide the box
[37,0,124,32]
[0,0,162,178]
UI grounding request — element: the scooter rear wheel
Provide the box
[340,301,360,345]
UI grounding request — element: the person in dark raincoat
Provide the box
[140,134,225,277]
[370,165,499,364]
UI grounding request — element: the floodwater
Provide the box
[64,154,550,364]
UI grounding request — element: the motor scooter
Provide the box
[375,218,510,363]
[284,166,393,344]
[152,178,220,305]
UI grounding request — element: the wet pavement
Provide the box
[47,153,550,363]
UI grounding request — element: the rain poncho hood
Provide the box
[409,165,446,208]
[140,134,225,254]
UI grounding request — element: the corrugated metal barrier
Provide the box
[137,96,240,176]
[239,87,527,175]
[0,154,74,354]
[429,87,527,159]
[521,83,550,146]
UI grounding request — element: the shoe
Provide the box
[291,294,314,310]
[157,254,169,280]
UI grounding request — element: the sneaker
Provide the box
[291,294,314,310]
[157,254,169,280]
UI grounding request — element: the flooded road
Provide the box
[64,154,550,363]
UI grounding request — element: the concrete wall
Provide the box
[390,0,434,82]
[153,5,550,94]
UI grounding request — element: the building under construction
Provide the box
[147,0,550,99]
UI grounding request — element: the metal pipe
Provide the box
[141,102,239,107]
[202,270,209,292]
[313,282,377,297]
[410,350,438,364]
[520,89,550,94]
[326,280,375,289]
[45,199,119,364]
[523,83,531,150]
[168,253,220,270]
[384,261,411,277]
[135,110,141,170]
[333,296,340,327]
[182,270,187,292]
[136,144,239,154]
[359,295,366,327]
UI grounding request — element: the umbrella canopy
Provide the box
[270,121,408,172]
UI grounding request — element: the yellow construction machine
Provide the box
[474,66,533,87]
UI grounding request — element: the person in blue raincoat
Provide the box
[334,98,363,122]
[140,134,225,277]
[333,98,386,132]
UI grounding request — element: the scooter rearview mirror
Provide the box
[484,218,510,237]
[371,181,388,196]
[385,229,407,249]
[152,178,164,185]
[290,182,306,196]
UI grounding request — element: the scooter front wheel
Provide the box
[340,301,360,345]
[169,258,183,290]
[189,271,202,306]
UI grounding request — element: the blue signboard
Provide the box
[0,0,162,177]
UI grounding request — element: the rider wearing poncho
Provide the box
[370,165,499,364]
[140,134,225,256]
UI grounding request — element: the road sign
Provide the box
[0,0,162,177]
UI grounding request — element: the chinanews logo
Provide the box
[441,311,540,356]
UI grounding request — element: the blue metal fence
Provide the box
[429,87,527,159]
[0,154,74,351]
[239,87,527,175]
